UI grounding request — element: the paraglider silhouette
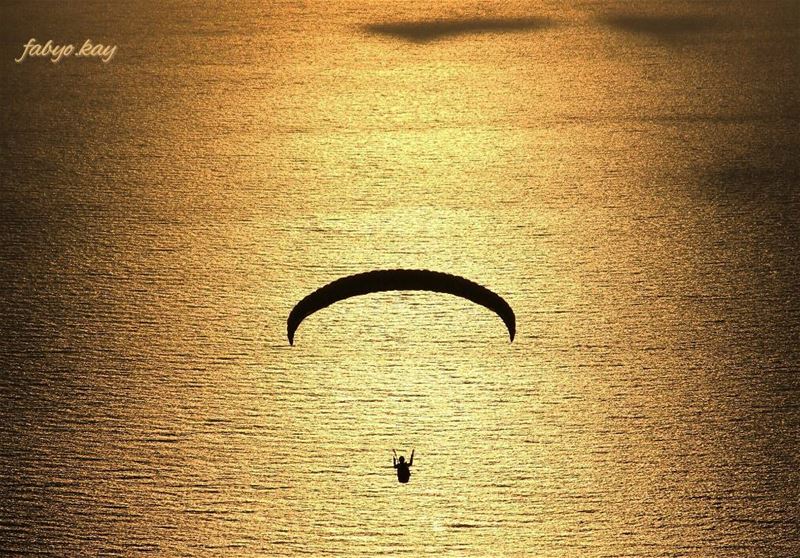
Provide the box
[393,449,414,484]
[287,269,515,345]
[286,270,516,485]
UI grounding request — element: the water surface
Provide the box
[1,1,798,556]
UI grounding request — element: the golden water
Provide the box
[1,1,798,556]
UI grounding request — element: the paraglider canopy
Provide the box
[287,269,515,345]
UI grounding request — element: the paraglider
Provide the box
[393,449,414,484]
[287,269,515,345]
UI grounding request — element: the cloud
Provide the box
[364,17,554,43]
[601,14,717,42]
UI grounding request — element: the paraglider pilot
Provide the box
[393,449,414,484]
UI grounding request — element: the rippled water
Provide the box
[1,1,798,556]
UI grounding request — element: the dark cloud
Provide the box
[601,14,718,41]
[364,17,553,43]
